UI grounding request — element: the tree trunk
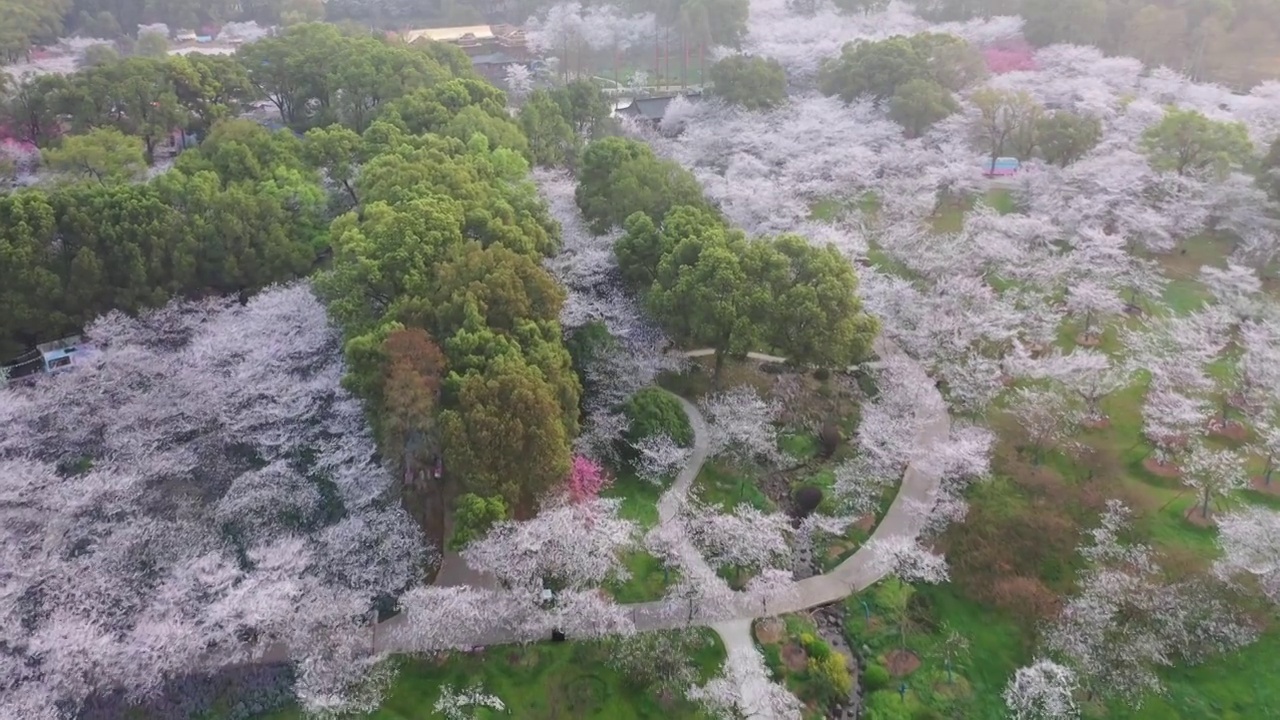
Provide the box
[1201,489,1211,519]
[682,35,688,90]
[713,350,725,390]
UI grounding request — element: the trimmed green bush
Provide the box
[864,690,912,720]
[622,388,694,448]
[862,662,891,692]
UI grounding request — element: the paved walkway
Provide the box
[363,336,950,718]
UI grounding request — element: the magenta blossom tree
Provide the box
[565,455,610,503]
[983,40,1037,74]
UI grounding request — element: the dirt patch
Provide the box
[1207,419,1249,443]
[932,676,973,699]
[854,513,877,532]
[1184,504,1216,527]
[1075,332,1102,347]
[755,618,785,645]
[1142,457,1182,478]
[825,540,853,561]
[1251,476,1280,495]
[885,649,921,676]
[781,643,809,673]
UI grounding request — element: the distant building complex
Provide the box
[393,24,531,84]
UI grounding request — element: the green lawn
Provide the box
[255,634,726,720]
[691,460,775,512]
[604,469,664,528]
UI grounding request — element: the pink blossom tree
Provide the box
[565,455,610,503]
[983,41,1037,75]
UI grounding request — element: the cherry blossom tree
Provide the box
[701,386,785,466]
[1004,659,1079,720]
[832,455,895,516]
[434,682,506,719]
[1180,444,1248,521]
[1045,501,1255,704]
[683,502,793,581]
[504,64,534,103]
[1030,348,1129,423]
[0,284,429,718]
[633,433,693,485]
[1006,386,1082,462]
[1214,507,1280,603]
[461,497,639,592]
[862,536,950,584]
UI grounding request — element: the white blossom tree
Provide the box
[1180,444,1248,521]
[1006,386,1082,462]
[461,497,639,592]
[683,502,793,582]
[1045,501,1255,705]
[0,285,428,718]
[1004,659,1080,720]
[701,386,785,466]
[433,682,506,719]
[1214,507,1280,603]
[862,536,950,584]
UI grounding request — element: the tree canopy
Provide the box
[709,54,788,111]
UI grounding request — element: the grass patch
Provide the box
[608,550,675,603]
[255,634,725,719]
[604,469,663,528]
[692,460,774,512]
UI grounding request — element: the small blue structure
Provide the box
[984,156,1020,177]
[38,336,96,373]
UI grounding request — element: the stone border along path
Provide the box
[369,336,949,717]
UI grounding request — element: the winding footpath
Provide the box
[372,335,950,716]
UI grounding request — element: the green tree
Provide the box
[317,196,467,335]
[1141,107,1254,177]
[1261,136,1280,201]
[550,79,611,136]
[135,30,169,58]
[648,229,766,382]
[1022,0,1107,47]
[708,54,787,110]
[81,43,120,67]
[166,53,257,140]
[819,35,929,103]
[303,123,365,206]
[440,354,573,514]
[614,204,725,290]
[576,137,710,234]
[1,73,69,146]
[0,192,62,358]
[888,78,957,138]
[518,89,579,167]
[443,105,530,160]
[449,493,508,549]
[430,241,566,340]
[1036,110,1102,167]
[42,128,147,183]
[764,235,879,368]
[970,87,1042,170]
[623,387,694,448]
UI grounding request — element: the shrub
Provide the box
[807,652,853,702]
[799,632,831,660]
[812,367,831,381]
[862,662,891,692]
[863,690,912,720]
[622,388,694,448]
[793,486,824,518]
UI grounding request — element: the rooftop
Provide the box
[401,25,495,44]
